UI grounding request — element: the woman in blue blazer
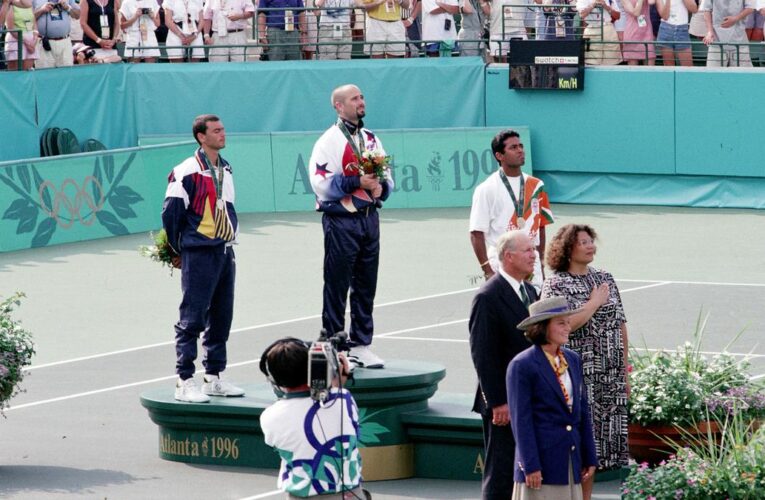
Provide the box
[506,297,598,500]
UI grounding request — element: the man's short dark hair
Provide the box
[261,338,309,389]
[192,114,221,145]
[491,129,521,164]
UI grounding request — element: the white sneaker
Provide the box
[202,374,245,397]
[175,377,211,403]
[348,345,385,369]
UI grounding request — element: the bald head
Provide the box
[331,84,366,123]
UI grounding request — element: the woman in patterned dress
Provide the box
[541,224,629,500]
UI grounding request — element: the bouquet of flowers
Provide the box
[1,292,35,416]
[139,229,176,273]
[358,150,391,181]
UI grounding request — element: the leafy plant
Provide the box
[623,410,765,499]
[139,229,176,274]
[629,312,761,426]
[0,292,36,416]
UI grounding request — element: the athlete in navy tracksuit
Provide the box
[162,115,244,402]
[309,85,394,369]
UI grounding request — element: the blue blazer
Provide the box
[506,345,598,485]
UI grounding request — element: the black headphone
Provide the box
[259,337,311,388]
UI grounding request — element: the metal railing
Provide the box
[0,29,24,71]
[2,6,763,68]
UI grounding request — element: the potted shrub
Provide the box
[623,411,765,499]
[0,292,36,416]
[628,313,765,465]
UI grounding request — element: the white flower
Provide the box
[655,406,663,414]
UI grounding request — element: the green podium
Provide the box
[140,360,483,480]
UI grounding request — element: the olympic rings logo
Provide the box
[38,176,106,228]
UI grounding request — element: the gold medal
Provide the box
[517,217,525,229]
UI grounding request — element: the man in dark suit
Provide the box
[469,230,538,500]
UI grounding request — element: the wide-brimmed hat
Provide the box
[517,296,582,330]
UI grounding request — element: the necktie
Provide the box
[518,283,530,307]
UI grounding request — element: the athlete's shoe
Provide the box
[202,374,245,397]
[175,377,211,403]
[348,345,385,369]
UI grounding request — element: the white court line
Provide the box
[237,490,282,500]
[633,348,765,359]
[383,336,468,343]
[5,359,259,412]
[375,318,469,338]
[21,279,758,371]
[618,278,765,288]
[618,282,671,293]
[28,287,479,371]
[9,309,764,411]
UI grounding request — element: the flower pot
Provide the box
[628,421,720,466]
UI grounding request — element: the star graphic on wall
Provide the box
[315,162,330,178]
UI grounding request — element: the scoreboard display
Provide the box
[508,40,585,91]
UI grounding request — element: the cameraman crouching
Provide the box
[259,337,367,500]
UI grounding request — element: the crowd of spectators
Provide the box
[2,0,764,68]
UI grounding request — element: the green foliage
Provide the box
[0,292,36,415]
[629,312,761,426]
[623,413,765,499]
[139,229,176,273]
[357,407,390,446]
[625,311,765,499]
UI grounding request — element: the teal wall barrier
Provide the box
[0,144,185,252]
[140,127,533,212]
[1,127,531,252]
[3,62,764,252]
[0,58,486,163]
[0,71,40,162]
[486,66,677,175]
[674,71,762,178]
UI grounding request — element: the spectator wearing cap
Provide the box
[33,0,79,68]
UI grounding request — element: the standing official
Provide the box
[308,84,394,369]
[33,0,80,68]
[469,230,537,500]
[469,129,553,291]
[162,114,245,403]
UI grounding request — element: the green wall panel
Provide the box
[675,71,765,177]
[0,143,188,252]
[485,67,676,175]
[0,71,39,162]
[144,127,532,212]
[35,64,136,153]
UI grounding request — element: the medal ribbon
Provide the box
[337,118,367,166]
[499,169,525,223]
[197,149,233,242]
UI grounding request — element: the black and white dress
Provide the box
[541,267,629,470]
